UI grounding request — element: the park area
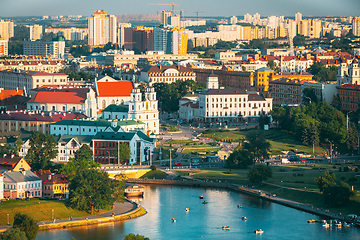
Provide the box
[172,162,360,215]
[201,129,327,155]
[0,198,110,226]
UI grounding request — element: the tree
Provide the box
[258,112,270,130]
[302,87,318,103]
[323,182,354,207]
[113,143,131,164]
[307,61,337,82]
[266,60,279,72]
[247,164,273,183]
[315,171,336,192]
[187,39,194,52]
[0,227,28,240]
[243,131,270,164]
[346,123,358,151]
[225,148,253,169]
[26,132,58,171]
[12,213,39,240]
[60,145,100,179]
[69,168,125,214]
[124,233,150,240]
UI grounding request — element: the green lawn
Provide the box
[140,170,168,179]
[182,147,222,155]
[188,165,360,215]
[0,198,107,226]
[166,140,195,144]
[202,129,326,155]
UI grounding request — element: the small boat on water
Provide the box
[237,204,242,208]
[254,229,263,234]
[322,223,330,228]
[124,184,144,197]
[202,201,208,204]
[222,226,230,230]
[185,208,189,212]
[242,216,247,220]
[171,218,176,223]
[199,195,204,199]
[307,220,316,223]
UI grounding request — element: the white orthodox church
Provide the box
[337,59,360,86]
[102,86,159,135]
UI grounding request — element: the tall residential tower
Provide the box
[88,10,117,46]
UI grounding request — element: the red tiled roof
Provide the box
[28,91,86,104]
[0,90,25,100]
[0,111,87,122]
[35,170,69,184]
[338,83,360,90]
[96,81,133,97]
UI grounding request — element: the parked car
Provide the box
[175,162,182,166]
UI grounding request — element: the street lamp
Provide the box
[7,213,9,225]
[346,111,353,130]
[52,209,54,220]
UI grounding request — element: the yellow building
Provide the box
[0,19,14,40]
[308,19,322,38]
[0,156,31,172]
[254,67,274,92]
[0,40,8,56]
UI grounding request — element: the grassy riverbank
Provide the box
[174,163,360,215]
[0,198,109,226]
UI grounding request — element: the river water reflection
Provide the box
[36,185,360,240]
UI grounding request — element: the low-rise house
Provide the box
[92,131,156,165]
[0,156,31,173]
[3,170,42,199]
[35,170,69,199]
[140,65,196,85]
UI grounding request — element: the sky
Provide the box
[1,0,359,18]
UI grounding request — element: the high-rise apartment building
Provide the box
[161,10,172,25]
[353,17,360,36]
[230,16,238,25]
[88,10,117,46]
[23,40,65,58]
[0,40,8,56]
[308,19,322,38]
[153,27,188,55]
[0,19,14,40]
[29,25,43,41]
[295,12,302,22]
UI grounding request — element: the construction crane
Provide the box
[172,10,186,18]
[149,2,180,12]
[193,11,205,19]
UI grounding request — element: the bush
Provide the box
[150,165,156,171]
[339,167,342,172]
[344,166,349,172]
[340,176,346,181]
[348,177,357,183]
[332,165,337,169]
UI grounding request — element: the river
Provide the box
[36,185,360,240]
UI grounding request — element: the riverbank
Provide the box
[127,178,360,227]
[0,199,147,233]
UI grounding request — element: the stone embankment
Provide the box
[128,178,360,227]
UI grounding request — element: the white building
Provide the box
[337,59,360,85]
[27,87,97,117]
[140,65,196,85]
[95,76,133,110]
[88,10,117,46]
[128,87,159,135]
[0,173,3,200]
[179,74,272,125]
[302,81,337,104]
[29,25,43,41]
[3,170,42,199]
[0,70,68,91]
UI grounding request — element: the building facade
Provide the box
[140,65,196,85]
[337,83,360,112]
[0,40,8,56]
[3,170,42,199]
[268,78,303,106]
[88,10,117,46]
[23,40,65,58]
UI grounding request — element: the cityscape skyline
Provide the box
[1,0,359,18]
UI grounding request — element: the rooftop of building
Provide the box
[0,69,67,76]
[202,88,247,95]
[4,170,41,183]
[142,65,193,73]
[269,78,308,85]
[248,94,267,101]
[0,111,87,122]
[35,170,69,185]
[96,81,133,97]
[92,131,155,142]
[28,88,91,104]
[103,104,129,112]
[0,89,25,100]
[337,83,360,90]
